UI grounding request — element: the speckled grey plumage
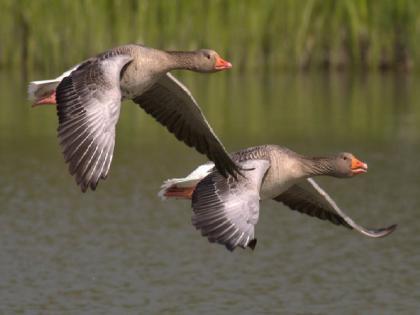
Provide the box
[55,44,239,191]
[56,54,133,192]
[189,145,396,250]
[192,159,270,251]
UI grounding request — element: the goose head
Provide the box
[192,49,232,72]
[331,152,368,178]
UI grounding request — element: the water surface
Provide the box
[0,71,419,314]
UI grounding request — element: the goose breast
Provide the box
[260,153,305,200]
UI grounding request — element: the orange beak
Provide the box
[214,56,232,70]
[32,91,57,108]
[351,157,368,175]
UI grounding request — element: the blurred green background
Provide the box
[1,1,420,314]
[1,0,419,75]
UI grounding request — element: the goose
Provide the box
[28,44,239,191]
[159,145,397,251]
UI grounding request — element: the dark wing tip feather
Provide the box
[366,224,397,238]
[212,156,242,180]
[133,75,243,181]
[90,181,98,191]
[274,185,353,230]
[247,238,257,250]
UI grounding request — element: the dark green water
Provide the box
[0,70,419,314]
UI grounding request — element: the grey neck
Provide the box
[165,51,198,71]
[299,156,337,177]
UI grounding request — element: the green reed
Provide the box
[0,0,419,74]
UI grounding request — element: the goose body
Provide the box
[28,44,238,191]
[159,145,397,251]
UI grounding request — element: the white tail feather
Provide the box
[158,162,214,200]
[27,64,80,102]
[28,81,59,102]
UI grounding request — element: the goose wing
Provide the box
[56,54,133,192]
[274,178,396,237]
[191,159,270,251]
[133,73,240,179]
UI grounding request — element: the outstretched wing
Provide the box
[133,73,240,179]
[274,178,397,237]
[191,159,270,251]
[56,54,133,192]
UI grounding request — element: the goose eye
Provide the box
[205,54,211,59]
[343,156,348,161]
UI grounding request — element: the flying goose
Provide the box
[28,44,239,191]
[159,145,397,251]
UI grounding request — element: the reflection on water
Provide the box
[0,71,419,314]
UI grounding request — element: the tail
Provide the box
[158,162,214,200]
[28,80,61,102]
[28,64,80,102]
[159,181,196,200]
